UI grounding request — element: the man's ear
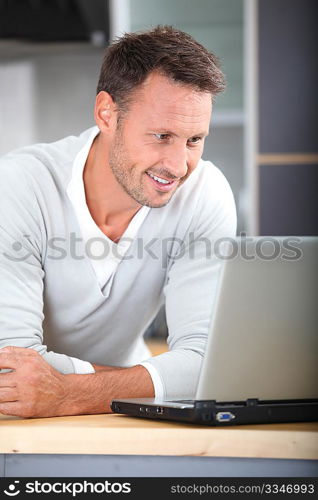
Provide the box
[94,91,117,132]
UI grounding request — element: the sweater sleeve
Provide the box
[141,166,237,399]
[0,158,94,374]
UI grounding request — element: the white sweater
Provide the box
[0,127,236,399]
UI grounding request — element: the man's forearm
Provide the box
[0,347,155,418]
[59,364,155,416]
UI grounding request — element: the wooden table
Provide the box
[1,340,317,477]
[1,413,317,477]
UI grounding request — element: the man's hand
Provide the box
[0,346,155,418]
[0,346,69,418]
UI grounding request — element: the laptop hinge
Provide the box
[246,398,259,407]
[195,400,217,409]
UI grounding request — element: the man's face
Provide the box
[108,72,212,208]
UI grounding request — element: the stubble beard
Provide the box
[108,132,175,209]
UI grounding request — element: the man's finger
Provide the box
[0,402,21,417]
[0,346,31,354]
[0,373,16,388]
[0,353,18,370]
[0,387,18,402]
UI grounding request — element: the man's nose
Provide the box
[162,143,189,179]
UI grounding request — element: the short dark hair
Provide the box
[97,25,226,112]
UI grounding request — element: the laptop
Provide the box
[111,236,318,425]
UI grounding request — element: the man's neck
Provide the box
[83,133,141,239]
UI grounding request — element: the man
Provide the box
[0,26,236,418]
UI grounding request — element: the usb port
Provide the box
[216,411,235,422]
[156,407,164,414]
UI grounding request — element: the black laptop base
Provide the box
[111,399,318,426]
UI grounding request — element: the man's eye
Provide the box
[154,134,170,141]
[187,137,202,145]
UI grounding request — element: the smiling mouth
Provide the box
[145,170,179,193]
[146,171,176,185]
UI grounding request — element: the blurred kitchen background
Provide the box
[0,0,317,338]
